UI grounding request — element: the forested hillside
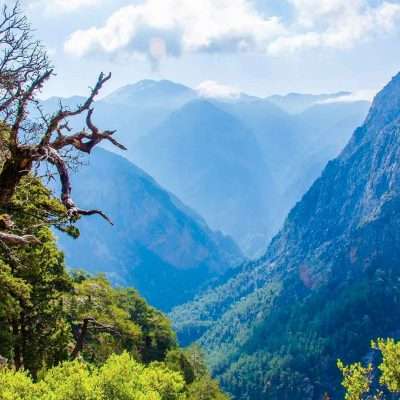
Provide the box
[171,72,400,399]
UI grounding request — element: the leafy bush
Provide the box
[338,338,400,399]
[0,353,187,400]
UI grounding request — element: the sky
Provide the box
[21,0,400,99]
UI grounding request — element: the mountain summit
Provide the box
[103,79,196,108]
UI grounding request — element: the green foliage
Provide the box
[0,353,186,400]
[337,360,372,400]
[0,367,39,400]
[164,345,214,386]
[38,359,102,400]
[2,174,76,238]
[165,349,196,384]
[0,177,73,376]
[66,274,177,364]
[171,346,229,399]
[66,275,142,364]
[186,376,230,400]
[116,286,177,363]
[0,351,228,400]
[373,338,400,393]
[338,339,400,399]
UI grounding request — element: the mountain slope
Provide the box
[171,73,400,399]
[58,148,243,311]
[214,98,369,245]
[282,100,371,207]
[133,100,277,257]
[213,98,302,185]
[97,80,197,157]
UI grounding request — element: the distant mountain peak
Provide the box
[41,95,87,105]
[103,79,195,106]
[131,79,192,92]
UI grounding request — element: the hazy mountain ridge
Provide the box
[212,97,370,247]
[171,73,400,399]
[41,81,369,258]
[133,99,277,256]
[267,91,352,114]
[103,79,196,107]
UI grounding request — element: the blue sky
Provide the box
[22,0,400,99]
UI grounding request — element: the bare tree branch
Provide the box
[42,146,113,224]
[0,3,125,245]
[41,72,112,146]
[0,231,39,245]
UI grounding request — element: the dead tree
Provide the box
[0,2,126,245]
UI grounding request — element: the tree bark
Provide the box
[71,318,90,360]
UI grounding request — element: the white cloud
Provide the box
[64,0,285,60]
[319,89,377,103]
[64,0,400,61]
[197,81,241,99]
[269,0,400,54]
[288,0,364,28]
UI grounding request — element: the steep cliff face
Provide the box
[171,73,400,399]
[58,148,243,311]
[271,73,400,273]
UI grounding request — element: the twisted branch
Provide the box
[0,4,126,246]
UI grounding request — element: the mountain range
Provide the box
[170,73,400,399]
[42,81,369,257]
